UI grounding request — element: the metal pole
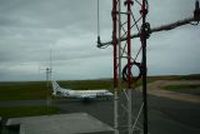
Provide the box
[118,0,122,89]
[50,47,53,81]
[125,0,133,133]
[46,68,49,88]
[126,0,132,89]
[142,22,148,134]
[127,89,132,134]
[112,0,119,134]
[141,0,148,134]
[97,17,196,47]
[113,0,118,89]
[113,0,122,134]
[114,91,119,134]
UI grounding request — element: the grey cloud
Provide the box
[0,0,199,81]
[149,0,195,27]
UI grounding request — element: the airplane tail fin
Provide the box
[51,80,62,95]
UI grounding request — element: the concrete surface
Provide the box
[6,113,113,134]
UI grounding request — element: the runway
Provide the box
[1,92,200,134]
[51,91,200,134]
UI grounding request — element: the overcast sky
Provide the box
[0,0,199,81]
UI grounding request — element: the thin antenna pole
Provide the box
[97,0,100,36]
[50,47,53,81]
[46,47,53,107]
[46,68,50,88]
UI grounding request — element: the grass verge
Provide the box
[0,74,199,101]
[0,82,49,101]
[59,79,113,90]
[0,106,59,118]
[164,84,200,95]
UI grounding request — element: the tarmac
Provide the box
[1,91,200,134]
[53,91,200,134]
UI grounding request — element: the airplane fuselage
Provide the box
[52,81,113,100]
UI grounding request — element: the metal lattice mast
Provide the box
[111,0,149,133]
[97,2,200,47]
[97,1,200,134]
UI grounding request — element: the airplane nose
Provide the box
[108,92,114,96]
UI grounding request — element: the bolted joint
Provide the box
[194,0,200,21]
[124,0,134,6]
[140,8,148,16]
[141,22,151,39]
[112,11,117,20]
[97,36,102,47]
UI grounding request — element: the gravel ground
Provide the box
[138,80,200,103]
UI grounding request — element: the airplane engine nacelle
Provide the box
[52,91,57,96]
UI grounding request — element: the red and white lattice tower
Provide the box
[97,0,200,134]
[111,0,149,134]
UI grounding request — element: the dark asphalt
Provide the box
[53,92,200,134]
[0,92,200,134]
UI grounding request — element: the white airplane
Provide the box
[51,80,113,101]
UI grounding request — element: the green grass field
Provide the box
[0,80,115,101]
[59,79,113,90]
[0,74,199,101]
[0,106,59,118]
[0,82,49,101]
[0,74,199,119]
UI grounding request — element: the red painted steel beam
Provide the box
[125,0,133,88]
[112,0,118,88]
